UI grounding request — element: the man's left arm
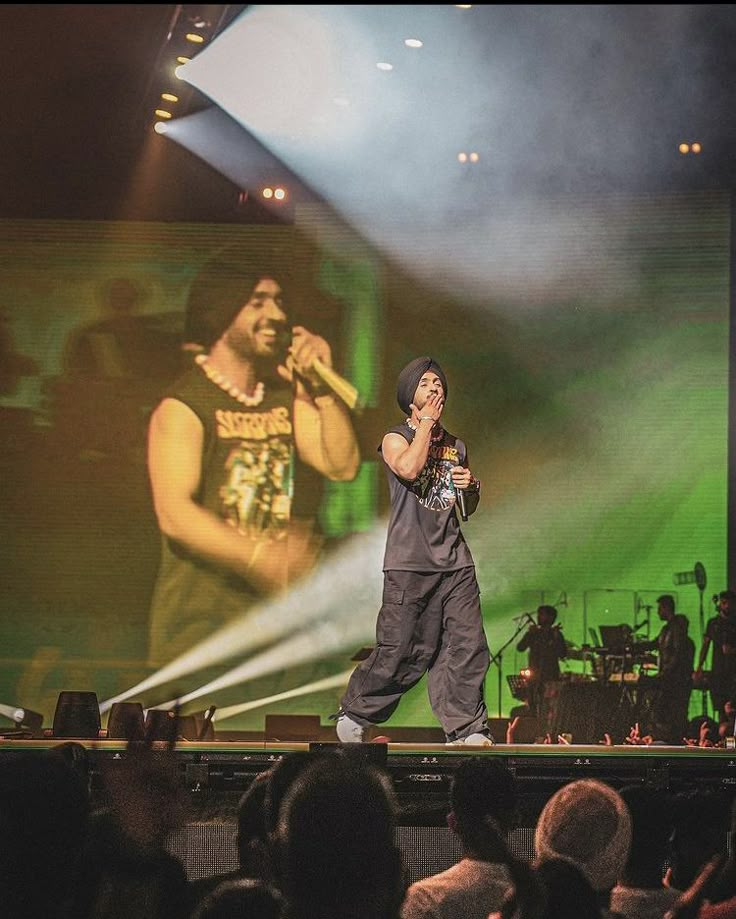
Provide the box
[284,326,361,481]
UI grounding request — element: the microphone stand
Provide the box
[489,616,534,718]
[698,587,708,717]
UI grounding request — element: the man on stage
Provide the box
[146,248,361,663]
[694,589,736,721]
[640,594,694,743]
[334,356,493,745]
[516,604,567,724]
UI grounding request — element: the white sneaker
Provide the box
[447,732,495,746]
[336,712,365,743]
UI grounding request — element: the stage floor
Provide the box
[3,737,735,794]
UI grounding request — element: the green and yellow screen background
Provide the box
[0,188,729,732]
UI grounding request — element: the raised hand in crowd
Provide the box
[664,854,726,919]
[625,722,653,746]
[506,716,520,744]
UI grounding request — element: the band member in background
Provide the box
[638,594,694,742]
[516,605,567,722]
[694,589,736,721]
[334,356,493,745]
[146,248,360,663]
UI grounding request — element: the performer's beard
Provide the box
[228,318,290,376]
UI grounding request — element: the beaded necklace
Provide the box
[195,353,265,407]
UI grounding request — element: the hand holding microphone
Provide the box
[455,485,468,521]
[280,325,362,411]
[451,465,475,522]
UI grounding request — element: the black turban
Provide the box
[396,356,448,415]
[184,247,292,349]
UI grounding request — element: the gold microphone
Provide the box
[312,357,363,412]
[285,353,363,412]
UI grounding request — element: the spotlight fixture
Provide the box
[691,142,702,154]
[405,38,423,48]
[262,187,274,199]
[0,702,44,737]
[153,121,169,135]
[672,562,707,590]
[145,4,237,134]
[376,62,393,71]
[458,152,468,163]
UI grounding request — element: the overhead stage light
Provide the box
[261,186,288,202]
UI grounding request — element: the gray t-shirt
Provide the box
[381,422,475,572]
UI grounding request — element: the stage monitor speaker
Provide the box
[144,708,178,744]
[107,701,145,741]
[52,691,101,739]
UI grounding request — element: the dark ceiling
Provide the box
[0,4,260,222]
[2,4,735,224]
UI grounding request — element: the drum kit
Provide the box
[506,624,662,742]
[507,623,659,703]
[564,624,659,684]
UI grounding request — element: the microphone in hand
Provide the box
[455,484,468,522]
